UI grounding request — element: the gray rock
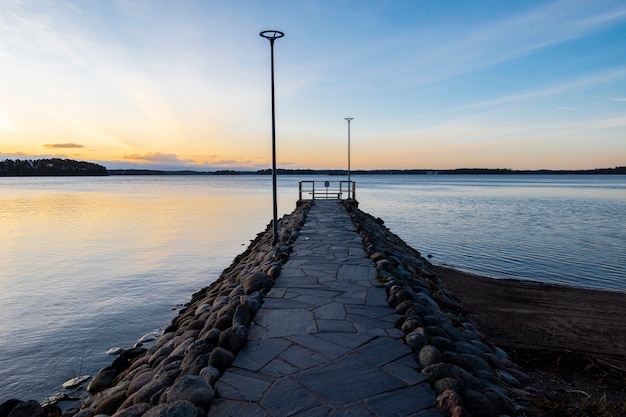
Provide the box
[493,346,510,360]
[483,388,516,416]
[212,315,232,331]
[0,399,21,417]
[123,376,172,407]
[94,389,128,416]
[232,304,251,327]
[111,403,153,417]
[405,331,427,350]
[473,370,500,391]
[426,325,449,339]
[199,366,221,386]
[433,377,463,395]
[167,375,215,410]
[376,259,393,271]
[202,328,221,346]
[443,351,491,373]
[194,303,212,316]
[149,345,173,367]
[208,347,234,372]
[469,340,493,355]
[181,353,210,376]
[418,345,442,367]
[88,367,116,394]
[266,263,281,278]
[7,400,42,417]
[228,285,244,297]
[128,370,155,395]
[394,299,414,314]
[72,408,96,417]
[400,316,422,333]
[241,272,274,295]
[463,389,496,417]
[496,370,521,388]
[422,363,451,381]
[431,336,455,352]
[406,303,429,317]
[142,401,198,417]
[441,324,465,342]
[448,364,482,390]
[387,289,412,307]
[218,325,248,353]
[454,341,486,357]
[239,295,261,313]
[506,367,533,385]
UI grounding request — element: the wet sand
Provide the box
[436,266,626,363]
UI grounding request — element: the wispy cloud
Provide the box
[610,97,626,102]
[122,152,193,165]
[43,143,85,149]
[365,0,626,89]
[589,115,626,128]
[468,66,626,109]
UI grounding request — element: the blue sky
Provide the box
[1,0,625,170]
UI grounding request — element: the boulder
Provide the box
[199,366,221,386]
[6,400,42,417]
[87,367,117,394]
[94,389,128,416]
[232,304,251,327]
[241,272,274,295]
[218,325,248,353]
[142,401,198,417]
[208,347,234,372]
[111,403,152,417]
[166,375,215,410]
[0,399,22,417]
[418,345,442,367]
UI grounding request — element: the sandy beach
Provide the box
[436,265,626,414]
[436,265,626,362]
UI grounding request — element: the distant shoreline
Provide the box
[107,166,626,175]
[2,157,625,176]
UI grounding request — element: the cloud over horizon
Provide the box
[43,143,85,149]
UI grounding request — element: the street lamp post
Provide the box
[260,30,284,245]
[344,117,353,197]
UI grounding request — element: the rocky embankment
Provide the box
[344,201,545,417]
[2,200,544,417]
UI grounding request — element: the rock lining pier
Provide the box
[2,199,537,417]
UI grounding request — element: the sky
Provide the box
[1,0,626,171]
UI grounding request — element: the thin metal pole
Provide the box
[270,38,278,244]
[344,117,353,198]
[260,30,284,245]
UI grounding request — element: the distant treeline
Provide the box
[255,167,626,175]
[0,158,108,176]
[110,167,626,175]
[2,159,624,176]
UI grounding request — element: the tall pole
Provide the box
[260,30,284,245]
[344,117,353,196]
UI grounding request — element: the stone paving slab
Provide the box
[209,200,439,417]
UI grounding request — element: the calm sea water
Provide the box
[1,174,624,402]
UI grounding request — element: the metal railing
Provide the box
[299,181,356,200]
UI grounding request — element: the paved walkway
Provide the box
[209,201,439,417]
